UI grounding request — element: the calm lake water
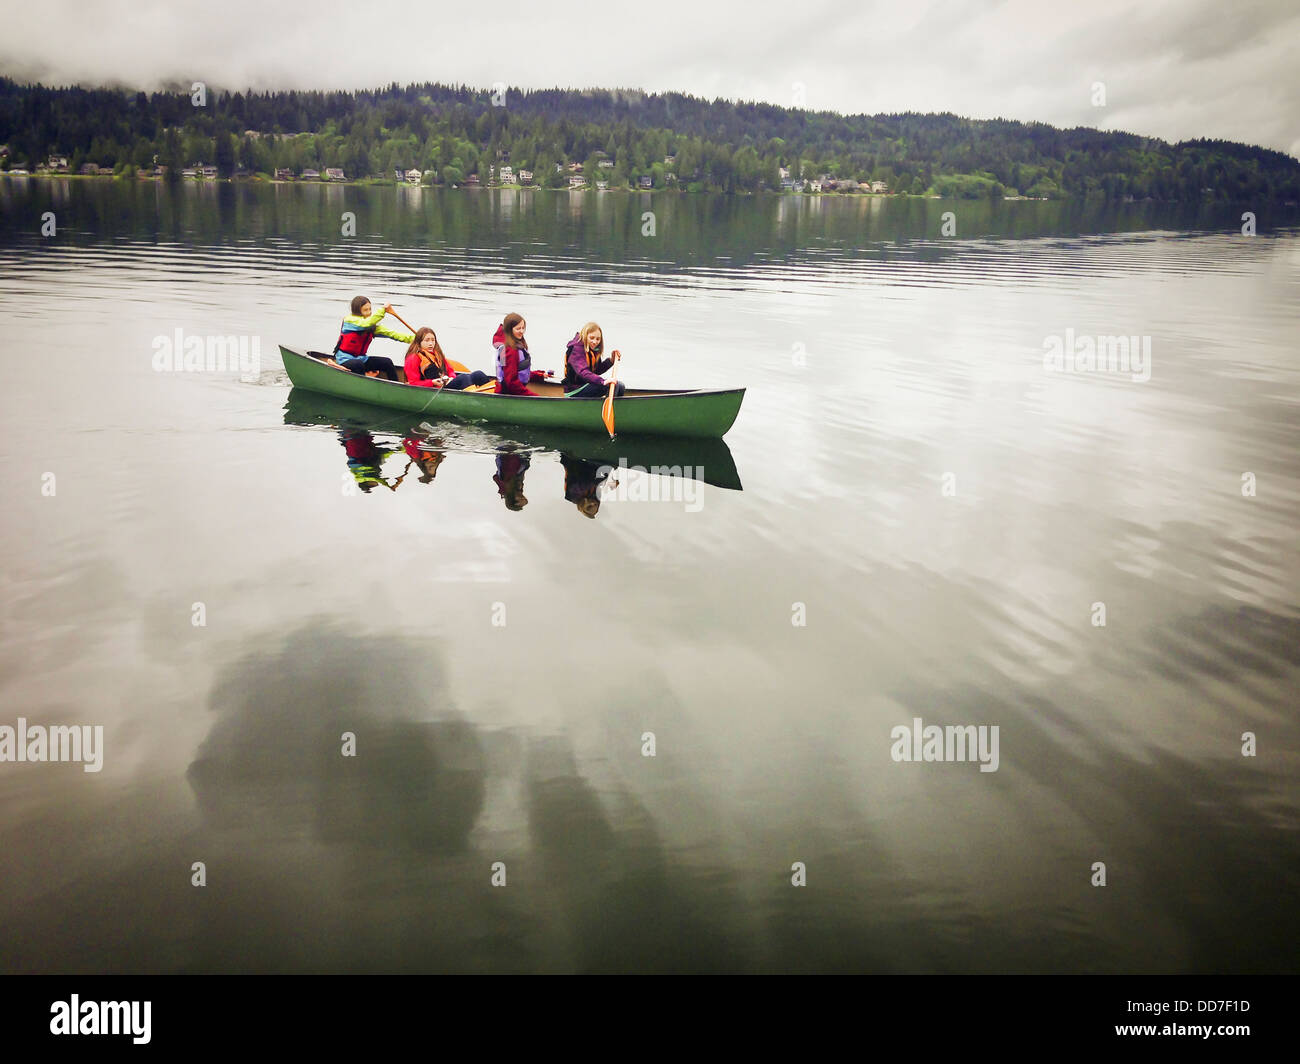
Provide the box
[1,180,1297,973]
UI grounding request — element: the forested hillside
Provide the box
[2,78,1296,201]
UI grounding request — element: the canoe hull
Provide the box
[279,346,744,439]
[282,387,744,490]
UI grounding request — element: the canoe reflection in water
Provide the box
[285,388,742,514]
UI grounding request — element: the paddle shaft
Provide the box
[385,307,416,334]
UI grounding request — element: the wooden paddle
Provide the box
[384,306,416,334]
[602,358,619,439]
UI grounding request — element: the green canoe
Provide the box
[282,387,744,490]
[279,346,745,439]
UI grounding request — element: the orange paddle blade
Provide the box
[601,371,618,438]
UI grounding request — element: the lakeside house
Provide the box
[301,168,320,180]
[405,168,422,183]
[499,165,514,183]
[200,165,217,179]
[325,168,345,181]
[778,166,790,181]
[79,163,102,175]
[274,168,292,180]
[638,175,653,189]
[569,175,586,189]
[810,180,823,192]
[596,180,608,190]
[465,173,480,186]
[871,180,889,193]
[518,169,533,184]
[48,155,69,172]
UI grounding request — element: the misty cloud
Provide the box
[1,0,1296,155]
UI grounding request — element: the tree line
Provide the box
[1,77,1297,202]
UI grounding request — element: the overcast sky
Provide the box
[3,0,1297,156]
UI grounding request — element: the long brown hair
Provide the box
[406,327,447,374]
[501,313,525,350]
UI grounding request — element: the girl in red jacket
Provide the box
[404,327,492,389]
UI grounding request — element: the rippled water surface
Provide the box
[1,181,1297,972]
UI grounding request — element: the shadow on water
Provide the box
[179,632,933,973]
[5,612,1293,971]
[520,733,757,972]
[175,624,512,971]
[186,626,485,854]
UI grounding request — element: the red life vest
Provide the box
[335,321,375,359]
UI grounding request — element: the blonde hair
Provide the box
[578,322,603,355]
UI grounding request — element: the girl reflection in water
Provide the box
[493,449,531,510]
[402,432,447,483]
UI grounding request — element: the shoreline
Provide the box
[7,172,1291,206]
[0,172,1059,201]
